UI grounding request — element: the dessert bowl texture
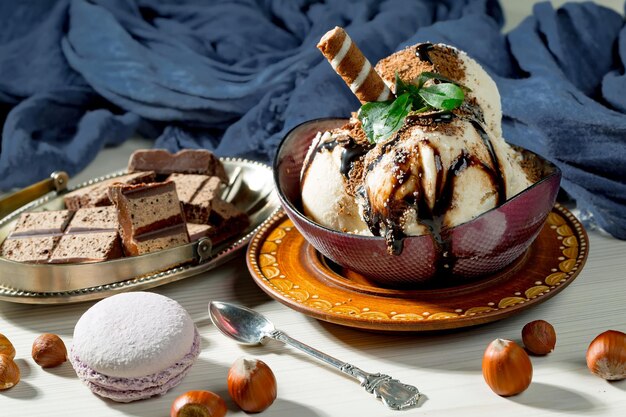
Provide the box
[274,118,561,286]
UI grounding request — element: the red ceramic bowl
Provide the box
[273,118,561,286]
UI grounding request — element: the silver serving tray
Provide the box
[0,158,279,304]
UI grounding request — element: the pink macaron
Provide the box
[69,292,200,402]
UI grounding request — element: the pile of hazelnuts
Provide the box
[3,326,624,408]
[0,332,67,390]
[1,330,275,416]
[482,321,626,397]
[171,357,276,417]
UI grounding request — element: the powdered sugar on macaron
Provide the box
[70,292,200,402]
[70,328,200,402]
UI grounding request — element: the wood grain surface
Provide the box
[1,148,624,415]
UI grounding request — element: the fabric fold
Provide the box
[0,0,625,238]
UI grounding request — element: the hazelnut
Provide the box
[482,338,532,396]
[0,333,16,359]
[522,320,556,355]
[228,357,277,412]
[0,354,20,390]
[586,330,626,381]
[170,390,226,417]
[32,333,67,368]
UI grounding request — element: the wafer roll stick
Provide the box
[317,27,392,103]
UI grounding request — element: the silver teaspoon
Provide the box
[209,301,421,410]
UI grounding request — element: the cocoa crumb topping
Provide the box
[346,118,371,147]
[455,97,485,125]
[402,112,462,137]
[429,45,466,82]
[374,44,468,93]
[515,145,552,184]
[345,158,365,197]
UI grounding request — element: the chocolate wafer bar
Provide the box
[1,210,71,263]
[187,223,212,241]
[167,174,223,224]
[49,232,122,264]
[127,149,228,182]
[317,27,392,103]
[205,200,250,245]
[65,206,118,233]
[108,181,190,256]
[10,210,73,237]
[1,236,60,263]
[1,209,122,263]
[64,171,156,211]
[190,177,222,223]
[50,207,123,263]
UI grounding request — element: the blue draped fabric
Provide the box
[0,0,625,238]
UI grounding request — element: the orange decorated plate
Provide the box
[246,204,588,331]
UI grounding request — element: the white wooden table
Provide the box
[1,1,625,415]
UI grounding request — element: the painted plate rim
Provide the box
[246,204,588,331]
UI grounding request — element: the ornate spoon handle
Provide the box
[268,330,420,410]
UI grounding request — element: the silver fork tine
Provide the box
[221,167,243,202]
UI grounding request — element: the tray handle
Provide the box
[195,237,213,263]
[0,171,69,218]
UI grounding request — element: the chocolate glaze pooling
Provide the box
[340,140,370,178]
[468,119,506,205]
[301,132,371,186]
[360,112,505,261]
[300,135,336,187]
[415,43,434,64]
[301,116,507,271]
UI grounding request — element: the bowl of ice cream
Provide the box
[273,30,561,287]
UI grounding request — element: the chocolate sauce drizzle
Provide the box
[406,111,455,124]
[300,135,336,186]
[301,133,370,186]
[301,113,506,276]
[360,112,506,266]
[340,140,369,178]
[468,119,506,205]
[415,43,434,64]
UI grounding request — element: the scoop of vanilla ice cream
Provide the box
[301,40,534,254]
[300,131,371,234]
[491,138,533,198]
[369,42,532,236]
[359,115,532,239]
[375,43,502,140]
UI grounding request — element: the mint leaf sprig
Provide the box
[357,72,466,144]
